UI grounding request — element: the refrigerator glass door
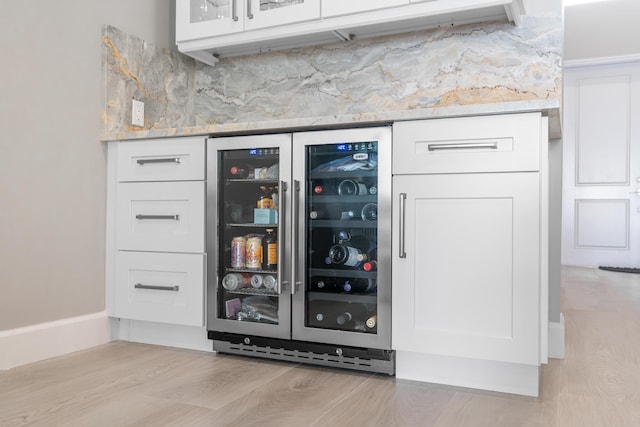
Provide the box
[207,134,292,339]
[291,127,392,349]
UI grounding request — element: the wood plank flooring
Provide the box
[2,266,640,426]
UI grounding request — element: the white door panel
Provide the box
[563,63,640,267]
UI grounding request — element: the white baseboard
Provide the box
[114,318,212,352]
[0,311,111,370]
[396,350,540,397]
[548,313,565,359]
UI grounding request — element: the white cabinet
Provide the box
[392,113,549,396]
[176,0,321,41]
[321,0,408,18]
[108,137,206,328]
[176,0,525,65]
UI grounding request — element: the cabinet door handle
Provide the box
[427,142,498,151]
[134,283,180,292]
[291,180,301,294]
[277,180,288,295]
[232,0,238,21]
[247,0,253,19]
[135,214,180,220]
[399,193,407,259]
[136,157,182,165]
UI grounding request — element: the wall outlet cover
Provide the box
[132,99,144,127]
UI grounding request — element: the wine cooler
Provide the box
[206,127,393,374]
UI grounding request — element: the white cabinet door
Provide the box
[392,172,541,365]
[322,0,408,18]
[245,0,320,30]
[176,0,245,41]
[177,0,320,41]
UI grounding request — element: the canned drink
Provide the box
[222,273,250,290]
[263,275,277,290]
[250,274,263,288]
[231,236,246,268]
[246,235,263,269]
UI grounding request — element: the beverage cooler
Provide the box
[206,127,393,374]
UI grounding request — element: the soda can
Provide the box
[222,273,250,290]
[250,274,263,288]
[231,236,246,268]
[246,235,263,269]
[263,275,277,290]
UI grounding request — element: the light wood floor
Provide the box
[2,266,640,426]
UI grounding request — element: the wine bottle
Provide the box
[339,210,356,220]
[263,229,277,269]
[328,243,364,267]
[335,303,369,328]
[309,277,343,292]
[327,233,375,268]
[366,315,377,329]
[363,260,377,272]
[360,203,377,221]
[342,278,376,293]
[309,209,327,220]
[229,164,252,178]
[338,179,367,196]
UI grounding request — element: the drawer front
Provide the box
[117,137,205,182]
[114,251,204,326]
[393,113,542,174]
[116,181,205,253]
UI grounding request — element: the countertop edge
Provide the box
[101,100,561,142]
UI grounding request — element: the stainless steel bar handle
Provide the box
[134,283,180,291]
[136,157,182,165]
[277,180,288,295]
[291,180,301,294]
[232,0,238,21]
[428,142,498,151]
[135,214,180,220]
[247,0,253,19]
[399,193,407,259]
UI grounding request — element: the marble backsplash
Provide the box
[102,15,561,139]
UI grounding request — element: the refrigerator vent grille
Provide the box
[213,339,395,375]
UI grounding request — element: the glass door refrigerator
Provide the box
[206,127,393,374]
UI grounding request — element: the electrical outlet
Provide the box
[132,99,144,127]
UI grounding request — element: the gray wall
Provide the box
[0,0,173,331]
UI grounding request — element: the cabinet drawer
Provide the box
[116,181,204,253]
[115,251,204,326]
[117,137,205,182]
[393,113,542,174]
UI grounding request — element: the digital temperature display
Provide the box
[335,142,376,152]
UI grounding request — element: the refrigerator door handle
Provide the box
[277,180,288,294]
[291,180,301,294]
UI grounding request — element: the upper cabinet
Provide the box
[176,0,320,40]
[176,0,526,65]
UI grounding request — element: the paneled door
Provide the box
[562,62,640,267]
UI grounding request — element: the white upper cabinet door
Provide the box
[322,0,408,18]
[244,0,320,31]
[176,0,246,41]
